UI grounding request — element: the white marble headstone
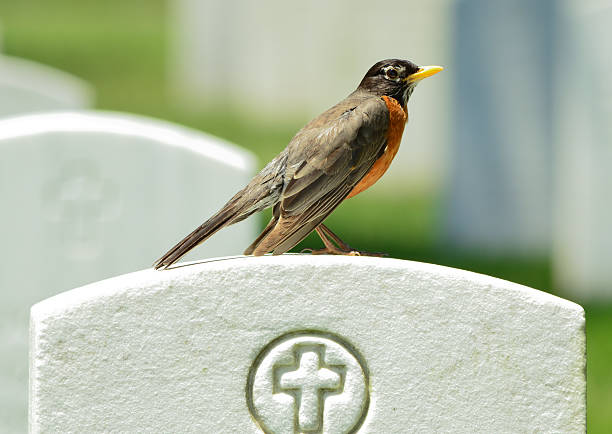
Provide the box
[553,1,612,300]
[0,111,256,432]
[444,0,556,255]
[0,55,93,117]
[30,256,585,433]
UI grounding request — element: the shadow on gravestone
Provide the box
[30,256,585,433]
[0,111,256,433]
[0,55,93,117]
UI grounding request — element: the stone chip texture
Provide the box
[30,255,585,433]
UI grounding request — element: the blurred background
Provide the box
[0,0,610,431]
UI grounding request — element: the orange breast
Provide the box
[347,95,407,199]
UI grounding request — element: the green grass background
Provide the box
[0,0,609,431]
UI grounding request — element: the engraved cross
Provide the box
[44,160,120,259]
[275,346,344,432]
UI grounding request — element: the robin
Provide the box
[154,59,443,269]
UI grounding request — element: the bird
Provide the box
[154,59,443,270]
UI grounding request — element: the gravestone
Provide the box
[30,255,585,432]
[553,1,612,300]
[444,0,557,255]
[0,111,256,432]
[170,0,452,192]
[0,55,93,117]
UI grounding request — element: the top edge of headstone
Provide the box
[30,254,584,322]
[0,54,94,104]
[0,110,256,171]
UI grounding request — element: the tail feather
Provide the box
[153,203,242,269]
[154,150,288,269]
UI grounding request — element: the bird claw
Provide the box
[349,249,388,257]
[301,246,387,257]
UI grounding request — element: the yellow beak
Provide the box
[406,65,444,82]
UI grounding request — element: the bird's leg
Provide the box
[300,226,344,255]
[319,224,387,256]
[317,224,352,251]
[301,223,387,257]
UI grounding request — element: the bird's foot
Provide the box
[301,223,387,257]
[301,245,387,257]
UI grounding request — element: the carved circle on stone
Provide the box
[247,330,369,434]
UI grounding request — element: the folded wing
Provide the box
[251,96,390,255]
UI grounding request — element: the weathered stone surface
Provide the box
[30,255,585,433]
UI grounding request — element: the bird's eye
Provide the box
[386,68,398,79]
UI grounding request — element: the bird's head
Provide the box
[357,59,443,107]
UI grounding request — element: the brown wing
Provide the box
[251,96,389,255]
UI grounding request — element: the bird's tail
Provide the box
[153,199,245,270]
[153,150,288,270]
[153,183,274,269]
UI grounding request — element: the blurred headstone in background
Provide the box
[444,0,556,255]
[169,0,453,193]
[553,0,612,301]
[0,111,256,432]
[0,55,94,117]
